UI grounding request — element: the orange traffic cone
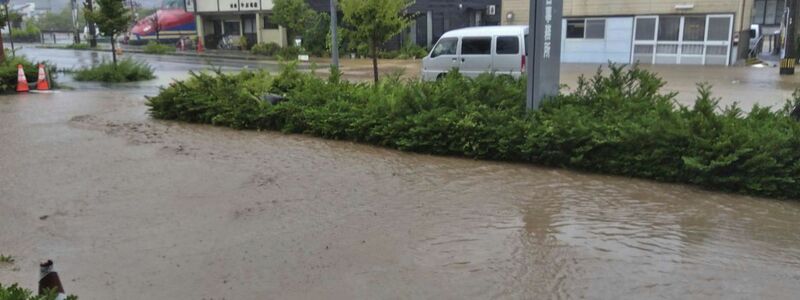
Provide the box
[16,64,29,93]
[36,64,49,90]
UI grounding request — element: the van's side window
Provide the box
[431,38,458,57]
[461,37,492,55]
[496,36,519,54]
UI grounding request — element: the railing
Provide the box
[748,34,765,58]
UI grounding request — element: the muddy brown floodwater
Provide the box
[1,79,800,300]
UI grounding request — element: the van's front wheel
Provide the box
[436,73,446,81]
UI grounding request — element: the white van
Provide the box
[422,26,528,81]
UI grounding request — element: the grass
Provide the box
[146,64,800,200]
[0,254,13,264]
[73,58,155,83]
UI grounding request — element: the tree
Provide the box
[272,0,314,44]
[0,6,7,62]
[35,7,86,31]
[84,0,132,64]
[84,0,98,47]
[340,0,413,82]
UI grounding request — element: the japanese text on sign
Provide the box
[543,0,553,58]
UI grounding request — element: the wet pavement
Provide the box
[1,47,800,299]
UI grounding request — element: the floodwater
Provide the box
[1,62,800,299]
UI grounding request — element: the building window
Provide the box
[461,37,492,55]
[682,16,706,42]
[263,14,278,29]
[566,20,585,38]
[496,36,519,54]
[752,0,785,25]
[224,21,240,35]
[658,16,681,41]
[566,19,605,39]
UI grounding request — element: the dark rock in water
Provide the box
[261,94,286,105]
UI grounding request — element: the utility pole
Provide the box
[71,0,80,44]
[329,0,339,68]
[781,0,797,75]
[5,2,14,57]
[87,0,97,47]
[154,10,160,43]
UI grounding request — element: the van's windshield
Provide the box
[431,38,458,57]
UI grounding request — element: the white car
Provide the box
[422,26,528,81]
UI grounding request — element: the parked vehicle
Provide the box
[421,26,528,81]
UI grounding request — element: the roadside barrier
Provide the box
[36,64,50,90]
[16,64,29,92]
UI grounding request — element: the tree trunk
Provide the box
[111,37,117,65]
[0,29,5,63]
[87,0,97,48]
[370,40,378,83]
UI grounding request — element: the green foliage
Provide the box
[340,0,414,81]
[277,46,300,60]
[10,23,42,42]
[302,11,330,56]
[65,44,90,50]
[142,41,175,54]
[0,56,56,93]
[147,65,800,200]
[238,36,249,50]
[73,58,155,82]
[250,42,282,56]
[34,7,86,31]
[84,0,132,63]
[398,42,428,59]
[0,255,13,263]
[272,0,314,38]
[0,283,78,300]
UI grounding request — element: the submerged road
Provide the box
[0,47,799,299]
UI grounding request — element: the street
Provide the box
[1,47,800,299]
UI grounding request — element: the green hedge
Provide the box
[0,282,77,300]
[146,64,800,199]
[142,41,175,55]
[73,58,155,82]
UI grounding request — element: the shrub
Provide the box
[399,43,428,59]
[9,23,42,42]
[238,36,249,50]
[65,43,90,50]
[73,58,155,82]
[250,42,281,56]
[277,46,300,60]
[0,282,78,300]
[147,64,800,199]
[142,41,175,54]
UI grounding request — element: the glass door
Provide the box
[704,15,733,65]
[632,16,657,64]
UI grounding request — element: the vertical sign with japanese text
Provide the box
[526,0,563,109]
